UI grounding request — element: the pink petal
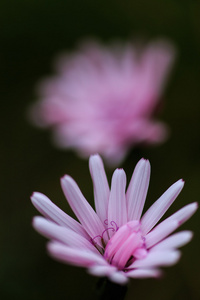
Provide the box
[112,232,143,269]
[31,192,88,238]
[145,220,179,249]
[165,202,198,225]
[145,202,197,248]
[151,231,193,251]
[108,169,127,237]
[141,179,184,235]
[108,271,129,285]
[48,242,107,267]
[139,40,175,103]
[104,221,140,261]
[89,154,110,223]
[88,265,117,277]
[33,216,97,253]
[129,250,181,269]
[126,268,162,278]
[126,158,150,221]
[61,175,105,247]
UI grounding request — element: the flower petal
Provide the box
[61,175,105,246]
[141,179,184,235]
[104,221,140,262]
[112,231,143,269]
[33,216,97,253]
[88,265,117,277]
[89,154,110,223]
[48,242,107,267]
[126,158,150,221]
[129,250,181,269]
[165,202,198,225]
[108,271,129,285]
[31,192,88,238]
[108,169,127,237]
[126,268,162,278]
[151,231,193,251]
[145,202,198,248]
[145,220,179,249]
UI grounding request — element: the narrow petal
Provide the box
[145,220,179,249]
[89,154,110,224]
[151,231,193,251]
[33,216,97,253]
[31,192,88,238]
[164,202,198,225]
[126,268,162,278]
[104,221,140,262]
[126,159,151,221]
[145,202,197,248]
[61,175,105,247]
[141,179,184,235]
[88,265,117,277]
[112,232,142,269]
[108,271,129,285]
[129,250,181,268]
[108,169,127,237]
[48,242,107,267]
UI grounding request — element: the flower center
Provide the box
[104,220,147,270]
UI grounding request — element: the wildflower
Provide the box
[31,155,197,284]
[29,40,175,164]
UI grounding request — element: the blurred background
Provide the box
[1,0,200,299]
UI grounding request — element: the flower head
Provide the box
[29,40,175,164]
[31,155,197,285]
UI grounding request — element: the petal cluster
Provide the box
[31,155,197,284]
[29,40,175,164]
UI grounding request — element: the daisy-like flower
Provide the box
[31,155,197,285]
[29,40,175,164]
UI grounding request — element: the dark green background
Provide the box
[1,0,200,299]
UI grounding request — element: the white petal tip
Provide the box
[127,269,162,279]
[138,158,150,166]
[32,216,40,226]
[87,265,116,277]
[113,168,126,179]
[61,174,70,181]
[193,202,199,210]
[177,178,185,187]
[30,191,41,201]
[134,158,151,178]
[182,230,194,241]
[109,272,129,285]
[61,175,75,187]
[89,154,105,173]
[32,216,47,228]
[30,192,49,206]
[178,202,198,225]
[47,242,60,256]
[170,251,181,265]
[89,153,102,162]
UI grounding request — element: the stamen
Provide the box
[90,235,102,246]
[90,220,119,247]
[110,220,119,231]
[101,227,115,239]
[104,219,108,226]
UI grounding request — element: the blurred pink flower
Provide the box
[29,40,175,164]
[31,154,197,285]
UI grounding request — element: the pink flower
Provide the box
[31,154,197,285]
[29,40,175,164]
